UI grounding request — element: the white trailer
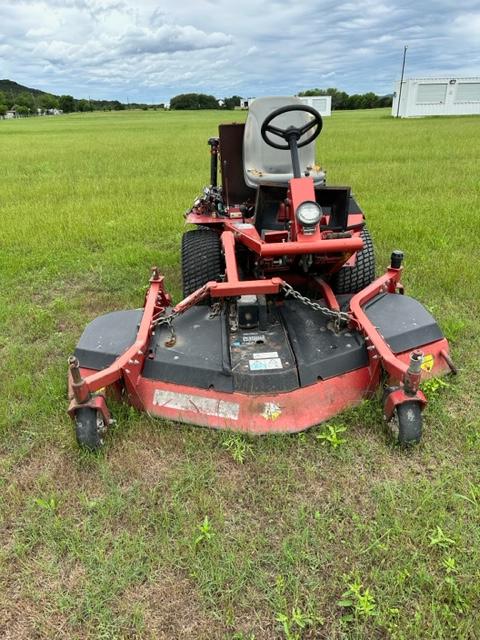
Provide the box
[239,98,255,109]
[298,95,332,116]
[392,77,480,118]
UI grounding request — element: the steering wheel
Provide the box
[261,104,323,150]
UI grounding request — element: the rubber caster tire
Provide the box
[394,401,423,445]
[74,407,105,451]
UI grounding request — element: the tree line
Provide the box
[169,90,392,111]
[0,90,165,117]
[298,88,392,109]
[170,94,242,110]
[0,87,392,117]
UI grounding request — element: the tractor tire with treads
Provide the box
[333,227,375,294]
[181,229,223,301]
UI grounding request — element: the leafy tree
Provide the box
[346,94,362,110]
[16,91,35,111]
[59,94,75,113]
[0,103,7,116]
[77,99,93,112]
[15,105,29,116]
[170,93,219,110]
[223,95,242,110]
[299,87,392,110]
[39,93,59,110]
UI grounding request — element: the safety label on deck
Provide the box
[249,356,283,371]
[153,389,239,420]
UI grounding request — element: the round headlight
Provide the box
[296,201,321,227]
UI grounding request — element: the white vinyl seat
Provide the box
[243,96,326,188]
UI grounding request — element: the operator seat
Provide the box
[243,96,326,189]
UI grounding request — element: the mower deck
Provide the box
[72,291,449,434]
[67,97,454,447]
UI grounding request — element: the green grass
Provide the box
[1,108,479,639]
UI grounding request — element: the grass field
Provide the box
[1,107,479,639]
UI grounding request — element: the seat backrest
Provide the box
[243,96,317,186]
[219,123,256,206]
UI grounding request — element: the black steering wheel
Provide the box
[261,104,323,150]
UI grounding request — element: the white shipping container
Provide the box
[298,95,332,116]
[392,77,480,118]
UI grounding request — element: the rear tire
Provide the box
[333,227,375,294]
[181,229,223,301]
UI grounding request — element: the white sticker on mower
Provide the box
[249,357,283,371]
[242,334,265,343]
[262,402,282,421]
[153,390,239,420]
[252,351,279,360]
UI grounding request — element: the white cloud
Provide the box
[115,24,232,55]
[1,0,479,102]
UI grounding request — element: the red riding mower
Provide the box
[68,97,455,449]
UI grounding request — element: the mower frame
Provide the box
[68,101,454,443]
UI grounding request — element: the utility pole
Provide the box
[396,45,408,118]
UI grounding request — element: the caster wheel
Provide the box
[74,407,106,450]
[392,401,423,445]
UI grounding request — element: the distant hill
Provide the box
[0,79,47,99]
[0,79,163,112]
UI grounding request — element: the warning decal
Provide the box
[249,358,283,371]
[421,354,434,372]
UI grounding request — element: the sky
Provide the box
[1,0,479,103]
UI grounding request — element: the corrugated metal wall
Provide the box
[298,96,332,116]
[392,77,480,117]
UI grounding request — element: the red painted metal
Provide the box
[125,367,374,434]
[67,391,111,425]
[312,277,340,311]
[349,267,408,383]
[383,388,427,421]
[209,279,283,297]
[224,215,364,257]
[221,230,240,283]
[288,177,319,241]
[396,338,452,378]
[69,273,168,402]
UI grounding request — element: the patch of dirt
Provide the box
[106,431,183,488]
[0,554,86,640]
[117,570,227,639]
[0,600,39,640]
[9,445,102,498]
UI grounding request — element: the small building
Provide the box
[5,110,17,119]
[392,77,480,118]
[297,95,332,117]
[239,96,332,115]
[240,98,255,109]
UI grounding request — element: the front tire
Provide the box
[181,229,223,301]
[333,227,375,294]
[74,407,105,450]
[394,401,423,445]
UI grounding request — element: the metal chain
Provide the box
[153,311,178,329]
[280,282,352,326]
[151,283,210,330]
[152,282,352,333]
